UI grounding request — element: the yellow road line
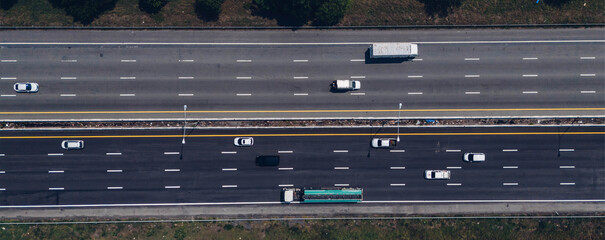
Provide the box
[0,132,603,139]
[0,108,604,115]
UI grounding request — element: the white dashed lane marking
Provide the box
[107,170,123,173]
[522,57,538,60]
[236,77,252,80]
[107,187,123,190]
[580,74,596,77]
[503,183,519,186]
[390,184,406,187]
[293,60,308,63]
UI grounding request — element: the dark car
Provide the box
[256,155,280,166]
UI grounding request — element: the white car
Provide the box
[463,153,486,162]
[61,140,84,150]
[371,138,396,148]
[424,170,451,180]
[234,137,254,147]
[14,82,39,93]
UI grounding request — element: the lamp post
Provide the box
[397,102,402,142]
[182,105,187,144]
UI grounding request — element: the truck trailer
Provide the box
[369,42,418,58]
[282,188,363,203]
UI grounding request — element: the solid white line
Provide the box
[164,169,180,172]
[560,166,575,169]
[464,75,480,78]
[236,77,252,80]
[236,93,252,96]
[278,168,293,171]
[164,152,180,155]
[464,58,480,61]
[350,59,364,62]
[222,168,237,171]
[407,75,423,78]
[221,151,237,154]
[120,77,136,80]
[222,185,237,188]
[445,149,461,152]
[334,184,349,187]
[107,187,123,190]
[293,60,308,62]
[390,150,405,153]
[333,150,348,153]
[1,95,16,97]
[334,167,349,170]
[503,166,518,169]
[407,92,423,95]
[522,57,538,60]
[47,153,63,156]
[49,188,64,191]
[278,150,293,154]
[350,92,365,96]
[61,59,77,63]
[293,76,308,79]
[106,152,122,156]
[559,149,575,152]
[412,58,423,61]
[278,184,294,187]
[119,94,135,97]
[522,74,538,77]
[60,94,76,97]
[178,77,194,79]
[60,77,77,80]
[179,59,194,62]
[580,57,595,60]
[165,186,180,189]
[0,77,16,80]
[390,167,406,170]
[502,149,518,152]
[465,92,480,95]
[236,60,252,63]
[580,91,596,94]
[580,74,596,77]
[560,183,575,186]
[1,60,17,62]
[447,183,462,186]
[48,170,64,173]
[121,60,136,62]
[522,91,538,94]
[503,183,519,186]
[107,170,122,173]
[446,166,462,169]
[293,93,308,96]
[178,94,194,96]
[350,76,365,79]
[390,184,406,186]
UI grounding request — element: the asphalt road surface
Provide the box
[0,28,603,120]
[0,126,602,206]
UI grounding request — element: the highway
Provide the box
[0,126,602,206]
[0,28,603,120]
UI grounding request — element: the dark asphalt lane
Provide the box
[0,126,602,205]
[0,30,603,120]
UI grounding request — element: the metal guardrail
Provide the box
[0,23,603,30]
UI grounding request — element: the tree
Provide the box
[314,0,349,26]
[48,0,118,24]
[418,0,463,17]
[139,0,170,14]
[195,0,224,21]
[0,0,18,10]
[544,0,571,7]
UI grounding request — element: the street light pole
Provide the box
[397,102,402,142]
[182,105,187,144]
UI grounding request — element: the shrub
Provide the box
[48,0,118,24]
[195,0,224,21]
[314,0,349,26]
[418,0,463,17]
[253,0,349,26]
[0,0,18,10]
[139,0,170,14]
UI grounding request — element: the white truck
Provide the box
[371,138,397,148]
[369,43,418,58]
[424,170,451,180]
[331,80,361,91]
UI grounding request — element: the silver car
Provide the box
[14,82,39,93]
[61,140,84,150]
[234,137,254,147]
